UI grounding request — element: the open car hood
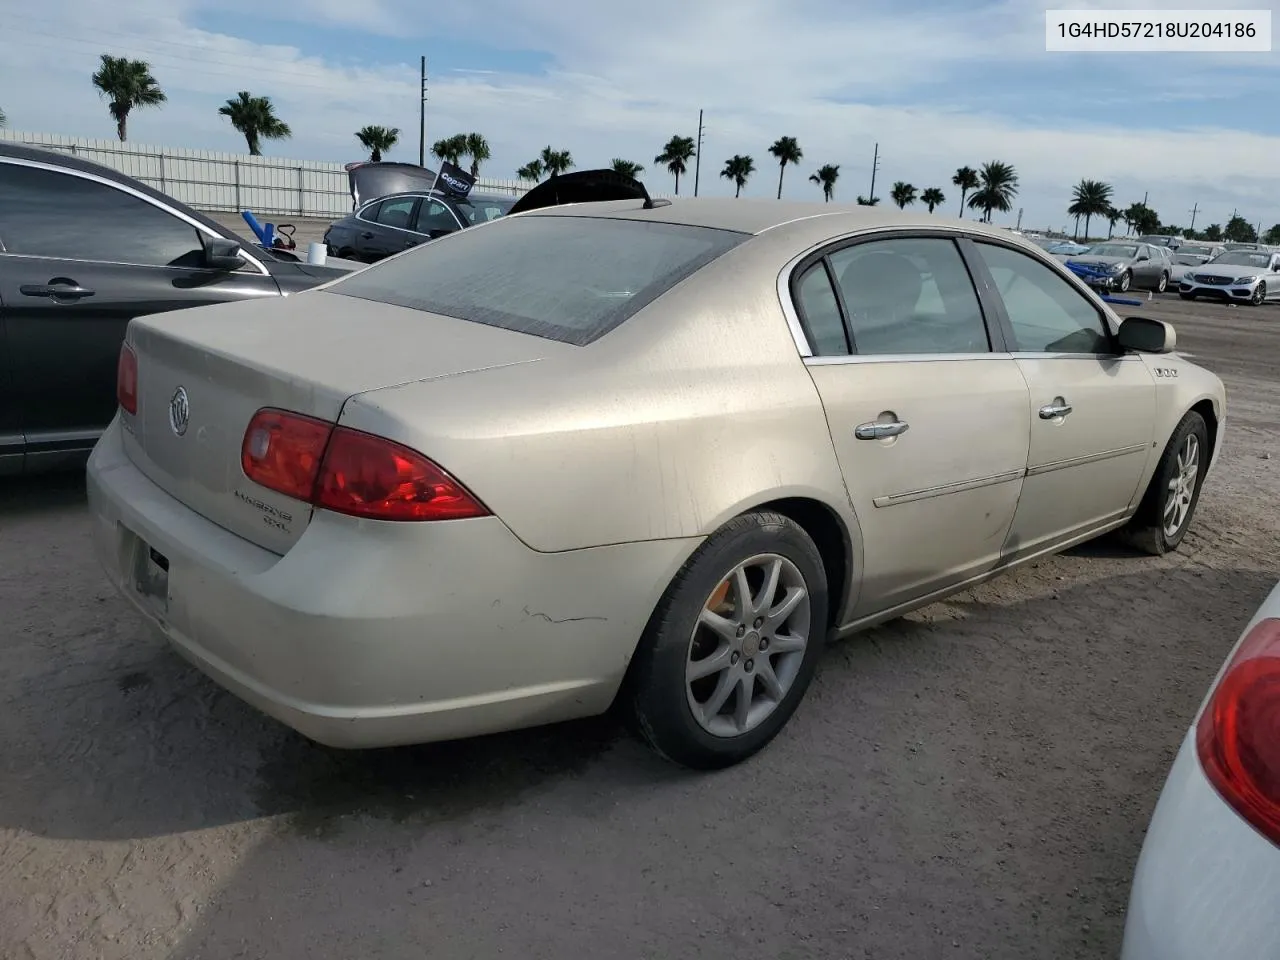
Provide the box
[345,161,441,207]
[507,169,651,216]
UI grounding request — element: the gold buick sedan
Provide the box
[87,196,1226,769]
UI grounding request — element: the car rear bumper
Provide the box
[87,416,697,748]
[1121,731,1280,960]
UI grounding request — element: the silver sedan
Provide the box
[87,199,1226,768]
[1121,579,1280,959]
[1179,249,1280,305]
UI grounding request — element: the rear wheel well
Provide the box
[1190,399,1218,461]
[754,497,851,630]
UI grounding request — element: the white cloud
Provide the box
[1,0,1277,232]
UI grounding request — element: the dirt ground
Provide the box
[1,296,1277,960]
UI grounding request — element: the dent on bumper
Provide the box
[1121,733,1280,960]
[87,418,701,748]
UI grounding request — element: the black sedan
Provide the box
[0,143,353,476]
[323,189,515,262]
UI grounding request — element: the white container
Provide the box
[307,241,327,265]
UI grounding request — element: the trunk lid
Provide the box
[123,290,550,554]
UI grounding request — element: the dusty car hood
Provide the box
[345,161,440,206]
[507,169,650,215]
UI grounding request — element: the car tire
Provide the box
[627,511,828,769]
[1156,271,1169,293]
[337,247,355,260]
[1251,282,1266,306]
[1121,410,1210,556]
[1118,271,1132,292]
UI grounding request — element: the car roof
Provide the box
[0,141,243,241]
[521,196,1033,242]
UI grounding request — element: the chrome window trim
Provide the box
[0,155,270,276]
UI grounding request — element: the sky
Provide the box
[0,0,1277,233]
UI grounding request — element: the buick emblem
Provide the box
[168,386,190,437]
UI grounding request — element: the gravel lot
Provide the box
[1,296,1277,960]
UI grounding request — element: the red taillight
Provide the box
[1196,617,1280,846]
[315,427,490,521]
[117,343,138,415]
[241,409,333,501]
[240,409,489,522]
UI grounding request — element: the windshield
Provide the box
[1211,251,1271,267]
[1084,243,1137,258]
[329,215,748,345]
[455,196,515,225]
[1178,246,1212,257]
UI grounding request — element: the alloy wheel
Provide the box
[1163,433,1200,538]
[685,554,811,738]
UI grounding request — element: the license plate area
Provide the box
[132,536,170,612]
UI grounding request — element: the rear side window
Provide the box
[331,215,749,345]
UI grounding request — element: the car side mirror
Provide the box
[1118,316,1175,354]
[1136,253,1149,261]
[201,235,245,270]
[426,228,454,239]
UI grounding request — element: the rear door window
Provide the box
[374,197,417,230]
[330,215,748,345]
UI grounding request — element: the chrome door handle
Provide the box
[1039,401,1073,419]
[855,420,910,440]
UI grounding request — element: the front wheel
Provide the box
[1156,271,1168,293]
[1117,271,1132,293]
[1122,411,1209,555]
[1251,281,1266,306]
[627,512,828,769]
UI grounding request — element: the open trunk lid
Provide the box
[122,290,551,554]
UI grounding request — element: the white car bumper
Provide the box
[1122,732,1280,959]
[1179,274,1262,301]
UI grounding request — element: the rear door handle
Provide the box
[20,279,95,301]
[1039,399,1073,419]
[360,232,375,240]
[855,420,910,440]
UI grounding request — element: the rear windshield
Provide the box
[330,215,748,345]
[456,196,514,224]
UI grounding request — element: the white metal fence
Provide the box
[0,130,534,219]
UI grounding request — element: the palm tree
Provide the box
[1106,206,1123,238]
[720,155,756,197]
[354,125,399,162]
[1067,179,1113,240]
[856,195,880,206]
[91,55,166,142]
[952,166,979,218]
[921,187,946,213]
[654,135,696,194]
[217,91,290,156]
[966,161,1019,223]
[539,146,574,178]
[431,134,467,166]
[808,164,840,202]
[768,136,803,199]
[464,133,490,176]
[610,159,645,178]
[516,160,544,182]
[890,181,918,209]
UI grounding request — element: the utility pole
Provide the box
[693,109,705,197]
[1142,190,1148,206]
[1015,207,1023,231]
[418,56,427,167]
[1188,202,1199,233]
[868,142,880,204]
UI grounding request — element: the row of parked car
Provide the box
[1028,234,1280,304]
